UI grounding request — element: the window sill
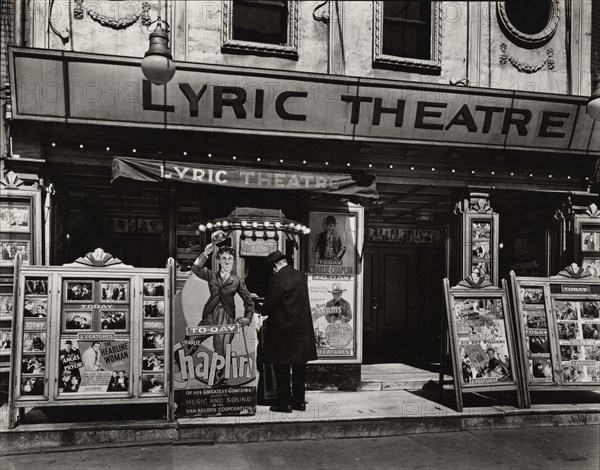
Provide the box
[373,56,441,75]
[222,40,299,60]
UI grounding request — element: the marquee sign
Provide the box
[9,47,599,155]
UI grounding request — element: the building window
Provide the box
[223,1,298,57]
[373,1,441,72]
[497,0,559,48]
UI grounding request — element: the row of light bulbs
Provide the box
[198,220,311,235]
[49,142,588,182]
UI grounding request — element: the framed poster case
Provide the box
[442,276,524,412]
[8,249,175,428]
[306,204,364,364]
[0,181,44,373]
[509,265,600,407]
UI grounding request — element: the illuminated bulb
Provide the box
[529,173,533,177]
[548,174,552,178]
[79,144,84,149]
[491,171,495,175]
[499,242,504,249]
[132,149,137,153]
[183,151,187,156]
[347,163,351,167]
[215,222,222,228]
[305,228,311,234]
[222,221,229,227]
[301,225,306,232]
[431,167,435,171]
[288,223,295,229]
[325,162,329,166]
[252,221,258,228]
[232,155,237,160]
[302,160,307,164]
[567,176,571,180]
[410,166,415,171]
[51,142,56,147]
[275,222,281,228]
[280,159,284,163]
[264,221,271,228]
[106,147,110,151]
[241,221,248,227]
[369,163,373,168]
[198,224,207,232]
[256,157,261,162]
[206,222,213,229]
[389,164,394,169]
[208,153,212,157]
[471,170,475,174]
[510,172,514,176]
[585,177,589,181]
[452,169,456,173]
[295,224,302,231]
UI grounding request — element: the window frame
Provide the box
[222,0,299,57]
[373,0,441,72]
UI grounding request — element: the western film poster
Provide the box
[172,271,258,417]
[58,334,131,394]
[453,297,515,386]
[307,212,357,359]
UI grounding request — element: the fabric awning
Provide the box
[112,157,378,199]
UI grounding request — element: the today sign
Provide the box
[9,47,599,154]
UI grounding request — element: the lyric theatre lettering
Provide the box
[144,80,571,139]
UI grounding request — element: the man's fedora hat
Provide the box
[266,250,287,265]
[325,215,337,225]
[328,282,347,293]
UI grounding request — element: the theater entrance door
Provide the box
[362,244,444,365]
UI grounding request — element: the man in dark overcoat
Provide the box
[262,250,317,412]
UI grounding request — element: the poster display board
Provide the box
[442,276,524,412]
[509,266,600,406]
[307,206,363,362]
[8,250,174,428]
[0,184,43,373]
[172,261,258,418]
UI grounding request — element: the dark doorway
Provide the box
[362,243,444,365]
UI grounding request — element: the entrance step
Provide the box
[360,363,452,391]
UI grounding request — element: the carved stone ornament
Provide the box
[373,1,441,71]
[469,198,491,213]
[557,263,592,279]
[553,208,565,221]
[76,1,152,30]
[0,171,24,189]
[500,43,554,74]
[68,248,131,268]
[497,0,559,48]
[584,203,600,218]
[457,274,493,289]
[222,1,299,56]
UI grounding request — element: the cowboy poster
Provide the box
[308,277,356,358]
[172,264,258,418]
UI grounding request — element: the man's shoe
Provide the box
[269,404,292,413]
[291,403,306,412]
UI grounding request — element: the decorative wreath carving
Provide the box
[584,203,600,218]
[75,1,152,30]
[500,43,554,73]
[497,0,559,48]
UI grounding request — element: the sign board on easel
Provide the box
[509,264,600,407]
[442,276,525,412]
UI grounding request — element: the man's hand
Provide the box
[203,243,214,257]
[237,317,251,327]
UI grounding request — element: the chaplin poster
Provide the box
[57,336,131,395]
[172,271,258,418]
[307,212,356,276]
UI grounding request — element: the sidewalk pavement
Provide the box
[1,388,599,455]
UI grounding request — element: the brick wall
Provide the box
[593,0,599,77]
[0,0,14,88]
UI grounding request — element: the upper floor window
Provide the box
[223,1,298,57]
[374,1,441,72]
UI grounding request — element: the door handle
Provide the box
[372,297,378,310]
